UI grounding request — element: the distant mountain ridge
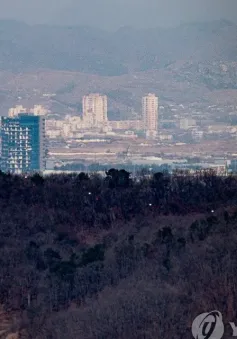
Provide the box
[0,19,236,76]
[0,19,237,114]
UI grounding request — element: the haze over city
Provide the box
[1,1,237,339]
[1,0,237,28]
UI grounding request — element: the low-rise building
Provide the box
[192,129,204,141]
[8,105,27,117]
[180,118,196,130]
[159,134,173,141]
[109,120,143,130]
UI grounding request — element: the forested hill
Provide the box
[0,169,237,338]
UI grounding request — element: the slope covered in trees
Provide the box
[0,169,237,338]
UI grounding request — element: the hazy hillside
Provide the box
[0,19,237,115]
[0,19,236,76]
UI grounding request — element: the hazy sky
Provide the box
[0,0,237,29]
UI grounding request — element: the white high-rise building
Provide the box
[82,94,107,128]
[142,93,158,138]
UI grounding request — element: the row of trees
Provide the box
[1,168,237,222]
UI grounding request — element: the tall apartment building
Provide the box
[1,114,46,174]
[142,93,158,139]
[82,94,107,128]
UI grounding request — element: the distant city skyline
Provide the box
[0,0,237,29]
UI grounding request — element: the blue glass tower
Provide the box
[0,114,46,174]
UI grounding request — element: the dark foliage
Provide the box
[0,169,237,338]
